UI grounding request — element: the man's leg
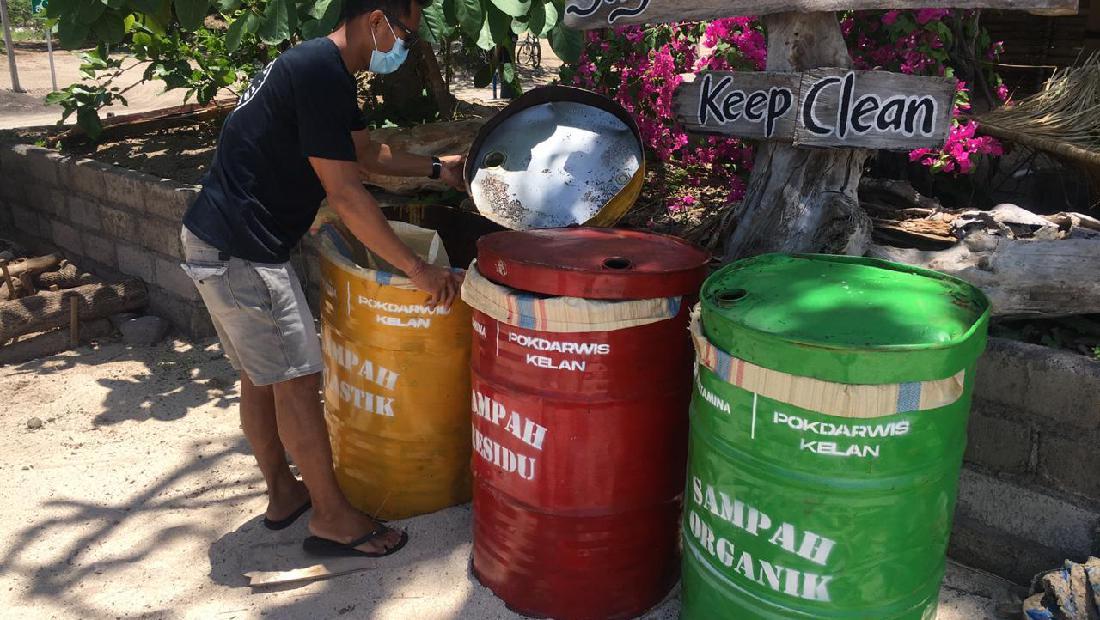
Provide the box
[272,372,402,553]
[179,232,402,554]
[239,372,310,520]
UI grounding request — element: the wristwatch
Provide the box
[429,156,443,180]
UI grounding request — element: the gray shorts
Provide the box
[180,226,323,386]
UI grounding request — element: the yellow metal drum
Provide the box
[315,223,472,520]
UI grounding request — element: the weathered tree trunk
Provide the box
[1,255,63,300]
[35,264,96,290]
[5,254,61,279]
[0,280,147,342]
[368,40,455,126]
[722,13,871,262]
[419,40,457,119]
[0,319,113,365]
[869,236,1100,317]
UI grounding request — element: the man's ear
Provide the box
[367,8,393,45]
[367,9,386,30]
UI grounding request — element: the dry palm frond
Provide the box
[978,54,1100,169]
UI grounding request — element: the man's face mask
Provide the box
[369,18,410,75]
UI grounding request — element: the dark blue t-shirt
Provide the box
[184,37,366,263]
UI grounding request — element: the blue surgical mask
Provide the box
[369,20,409,75]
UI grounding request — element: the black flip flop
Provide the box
[302,526,409,558]
[262,500,312,531]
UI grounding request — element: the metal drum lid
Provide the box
[476,228,710,300]
[465,86,644,230]
[703,253,987,348]
[700,253,991,384]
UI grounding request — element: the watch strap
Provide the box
[429,156,443,180]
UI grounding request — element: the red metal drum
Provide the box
[467,228,709,619]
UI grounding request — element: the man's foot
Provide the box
[266,477,311,523]
[308,510,405,556]
[263,499,312,531]
[303,526,409,558]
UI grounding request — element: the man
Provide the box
[180,0,461,557]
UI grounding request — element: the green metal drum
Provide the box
[682,254,990,620]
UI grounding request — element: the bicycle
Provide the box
[516,33,542,69]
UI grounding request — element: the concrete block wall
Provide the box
[951,338,1100,583]
[0,144,213,336]
[0,143,327,338]
[0,144,335,341]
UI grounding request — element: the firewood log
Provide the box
[0,280,147,342]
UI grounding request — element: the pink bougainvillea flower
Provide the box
[915,9,951,24]
[563,7,1005,208]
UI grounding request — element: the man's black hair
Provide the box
[340,0,430,21]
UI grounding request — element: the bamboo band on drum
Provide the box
[461,260,682,333]
[690,307,966,419]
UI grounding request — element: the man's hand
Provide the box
[439,155,467,193]
[407,261,462,308]
[311,156,455,300]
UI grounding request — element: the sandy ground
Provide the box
[0,39,562,131]
[0,335,1020,619]
[0,42,193,130]
[450,39,563,103]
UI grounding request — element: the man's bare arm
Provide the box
[309,156,459,306]
[352,130,433,177]
[352,130,466,191]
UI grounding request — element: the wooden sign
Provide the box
[676,69,955,150]
[795,69,955,149]
[677,72,802,141]
[562,0,1078,29]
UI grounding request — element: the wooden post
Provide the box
[722,12,871,260]
[45,24,57,92]
[0,0,25,93]
[68,295,78,346]
[0,260,14,299]
[1086,0,1100,54]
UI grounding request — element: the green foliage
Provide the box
[452,0,483,39]
[7,0,37,27]
[45,0,292,137]
[417,0,578,96]
[46,0,581,139]
[45,47,129,140]
[174,0,210,30]
[419,0,452,41]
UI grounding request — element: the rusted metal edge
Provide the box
[463,85,643,192]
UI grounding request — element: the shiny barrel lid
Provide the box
[476,228,710,300]
[464,86,644,230]
[701,253,991,383]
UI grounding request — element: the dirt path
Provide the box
[0,335,1019,619]
[450,38,563,102]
